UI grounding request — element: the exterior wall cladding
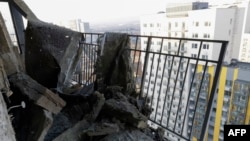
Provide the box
[140,1,250,141]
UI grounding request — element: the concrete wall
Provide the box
[0,59,16,141]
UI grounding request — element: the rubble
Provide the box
[102,98,148,129]
[0,0,166,141]
[8,72,66,114]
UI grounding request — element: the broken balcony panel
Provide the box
[25,20,83,91]
[9,72,66,114]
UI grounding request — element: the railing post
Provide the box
[139,37,152,98]
[199,41,228,141]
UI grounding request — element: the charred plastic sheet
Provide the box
[25,20,82,91]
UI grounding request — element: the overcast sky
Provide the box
[23,0,169,23]
[0,0,239,24]
[21,0,237,24]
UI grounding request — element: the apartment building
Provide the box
[204,59,250,141]
[140,1,250,141]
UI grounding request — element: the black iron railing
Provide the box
[74,33,228,141]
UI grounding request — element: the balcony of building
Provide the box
[0,1,228,141]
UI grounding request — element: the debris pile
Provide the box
[0,1,165,140]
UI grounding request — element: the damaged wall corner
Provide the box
[0,58,16,141]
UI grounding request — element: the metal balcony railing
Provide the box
[73,33,228,141]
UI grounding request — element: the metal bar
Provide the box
[172,40,183,131]
[9,2,25,54]
[140,37,152,98]
[190,61,208,139]
[189,41,204,138]
[161,54,174,125]
[90,33,93,44]
[152,38,164,121]
[188,41,204,139]
[147,53,155,107]
[87,44,90,84]
[200,41,228,141]
[160,56,167,122]
[133,36,138,65]
[84,33,228,44]
[135,50,143,93]
[180,59,190,135]
[84,45,88,85]
[78,43,83,84]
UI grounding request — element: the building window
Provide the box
[203,44,209,49]
[230,18,233,24]
[168,23,171,29]
[202,55,208,59]
[182,22,185,28]
[143,24,147,27]
[175,22,178,27]
[204,21,211,26]
[175,42,178,47]
[195,22,199,27]
[150,23,154,27]
[174,71,177,75]
[225,80,232,87]
[192,43,198,49]
[182,33,185,38]
[191,54,197,58]
[204,34,207,38]
[193,33,198,38]
[204,33,210,38]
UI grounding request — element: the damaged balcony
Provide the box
[0,0,228,141]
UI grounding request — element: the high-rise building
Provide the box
[140,1,250,141]
[141,0,250,63]
[57,19,90,33]
[205,59,250,141]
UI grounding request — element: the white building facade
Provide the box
[140,1,250,141]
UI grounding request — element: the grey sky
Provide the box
[1,0,238,25]
[22,0,237,24]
